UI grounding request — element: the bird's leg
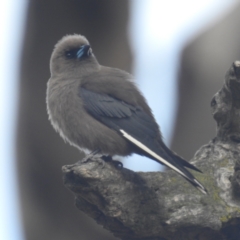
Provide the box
[101,155,123,169]
[90,149,101,156]
[80,149,101,163]
[80,150,123,169]
[81,150,107,169]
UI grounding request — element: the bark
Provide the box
[62,61,240,240]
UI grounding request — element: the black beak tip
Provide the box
[87,46,93,56]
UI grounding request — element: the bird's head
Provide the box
[50,34,99,77]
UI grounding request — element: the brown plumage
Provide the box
[46,34,207,194]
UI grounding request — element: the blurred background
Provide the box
[1,0,240,239]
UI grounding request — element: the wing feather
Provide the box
[79,87,207,194]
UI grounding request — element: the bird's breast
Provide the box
[47,79,132,156]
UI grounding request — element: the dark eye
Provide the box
[65,49,78,59]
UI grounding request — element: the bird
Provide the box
[46,34,207,194]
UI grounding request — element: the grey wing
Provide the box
[79,87,199,170]
[79,87,160,143]
[79,87,207,194]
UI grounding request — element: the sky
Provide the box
[0,1,27,240]
[0,0,238,239]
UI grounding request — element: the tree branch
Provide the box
[62,61,240,240]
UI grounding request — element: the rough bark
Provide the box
[62,61,240,240]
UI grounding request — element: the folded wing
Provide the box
[79,87,207,194]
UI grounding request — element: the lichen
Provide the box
[220,214,231,223]
[218,158,230,168]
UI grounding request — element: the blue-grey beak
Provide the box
[77,45,91,59]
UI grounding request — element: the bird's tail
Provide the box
[120,129,208,194]
[148,148,208,195]
[159,141,202,173]
[157,155,208,195]
[156,141,207,194]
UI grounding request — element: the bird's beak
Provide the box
[77,45,92,59]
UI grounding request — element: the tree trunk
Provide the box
[62,61,240,240]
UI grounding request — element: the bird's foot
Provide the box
[82,152,106,168]
[79,151,123,169]
[101,155,123,169]
[79,149,101,164]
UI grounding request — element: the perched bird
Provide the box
[46,34,207,194]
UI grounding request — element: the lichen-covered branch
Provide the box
[62,61,240,240]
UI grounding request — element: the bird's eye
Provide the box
[65,49,78,59]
